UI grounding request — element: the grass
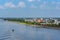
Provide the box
[7,20,60,28]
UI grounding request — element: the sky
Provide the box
[0,0,60,18]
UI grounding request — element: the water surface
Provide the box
[0,21,60,40]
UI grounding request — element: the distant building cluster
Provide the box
[25,18,60,25]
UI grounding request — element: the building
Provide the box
[53,19,60,25]
[36,18,43,23]
[25,18,60,25]
[25,18,34,22]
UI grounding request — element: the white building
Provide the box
[25,19,34,22]
[54,19,60,25]
[51,19,60,25]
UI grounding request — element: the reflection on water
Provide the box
[0,21,60,40]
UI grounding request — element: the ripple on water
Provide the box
[0,21,60,40]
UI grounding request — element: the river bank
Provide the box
[7,21,60,30]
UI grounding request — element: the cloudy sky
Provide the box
[0,0,60,18]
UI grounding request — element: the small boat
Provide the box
[12,29,14,32]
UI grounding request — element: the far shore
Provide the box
[7,21,60,30]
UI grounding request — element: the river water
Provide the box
[0,21,60,40]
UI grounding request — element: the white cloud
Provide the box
[40,4,45,9]
[43,1,47,4]
[28,0,34,2]
[4,2,16,8]
[39,1,55,9]
[40,1,47,9]
[0,5,4,9]
[18,2,26,8]
[56,2,60,4]
[28,0,40,2]
[56,6,60,10]
[51,1,56,4]
[51,1,60,5]
[40,4,52,9]
[56,7,60,9]
[30,4,37,8]
[55,2,60,9]
[37,0,41,2]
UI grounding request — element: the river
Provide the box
[0,21,60,40]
